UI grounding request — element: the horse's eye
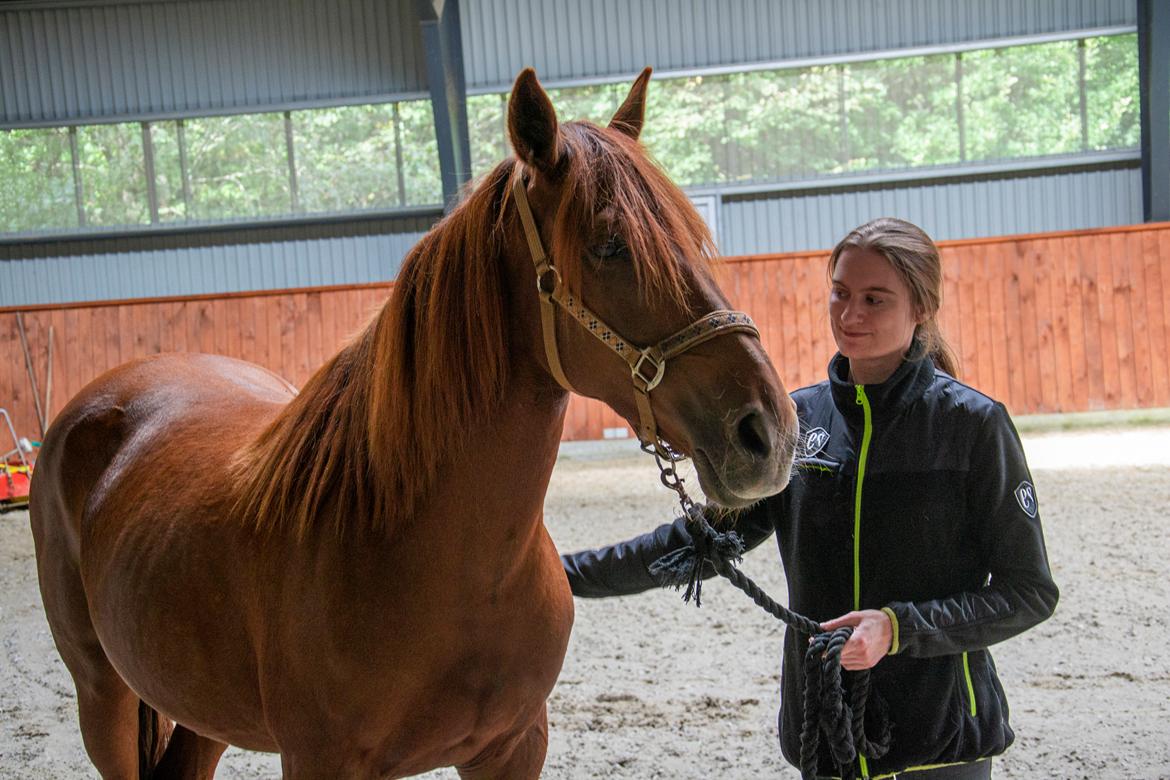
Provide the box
[591,236,627,260]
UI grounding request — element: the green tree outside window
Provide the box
[0,128,77,233]
[183,114,291,220]
[76,122,149,227]
[294,105,400,212]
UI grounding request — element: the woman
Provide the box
[562,217,1059,779]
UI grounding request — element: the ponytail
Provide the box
[913,318,959,377]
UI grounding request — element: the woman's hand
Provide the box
[820,610,893,670]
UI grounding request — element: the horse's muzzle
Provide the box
[690,397,798,508]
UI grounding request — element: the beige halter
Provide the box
[511,176,761,450]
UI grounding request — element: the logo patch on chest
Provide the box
[803,427,830,457]
[1014,481,1038,518]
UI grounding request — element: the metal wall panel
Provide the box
[718,164,1143,255]
[0,224,430,306]
[1,0,428,126]
[462,0,1136,90]
[2,0,1137,122]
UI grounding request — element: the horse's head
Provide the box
[504,68,798,507]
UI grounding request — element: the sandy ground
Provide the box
[2,426,1169,779]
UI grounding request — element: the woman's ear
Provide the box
[608,67,652,140]
[508,68,561,173]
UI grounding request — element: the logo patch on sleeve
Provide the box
[1014,481,1038,518]
[803,427,830,457]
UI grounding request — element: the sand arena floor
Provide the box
[2,426,1168,779]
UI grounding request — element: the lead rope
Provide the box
[645,452,891,780]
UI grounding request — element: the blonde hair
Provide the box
[828,217,959,377]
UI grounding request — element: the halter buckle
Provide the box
[535,262,561,299]
[632,350,666,392]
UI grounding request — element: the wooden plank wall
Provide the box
[3,223,1169,445]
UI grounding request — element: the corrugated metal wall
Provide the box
[462,0,1136,89]
[1,0,428,127]
[0,215,432,306]
[719,164,1144,255]
[1,0,1140,122]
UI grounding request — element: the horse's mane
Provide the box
[233,120,716,538]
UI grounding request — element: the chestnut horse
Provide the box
[30,69,798,779]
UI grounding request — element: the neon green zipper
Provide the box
[853,385,873,612]
[854,385,874,778]
[962,652,977,716]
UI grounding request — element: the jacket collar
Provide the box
[827,346,936,424]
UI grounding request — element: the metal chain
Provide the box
[641,438,701,520]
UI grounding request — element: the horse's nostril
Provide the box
[736,409,774,460]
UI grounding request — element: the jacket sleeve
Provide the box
[561,500,777,598]
[884,403,1059,657]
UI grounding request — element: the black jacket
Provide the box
[562,352,1059,777]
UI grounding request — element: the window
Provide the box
[718,66,843,181]
[294,105,400,211]
[395,100,443,206]
[843,55,959,170]
[1085,35,1140,150]
[0,128,77,232]
[0,34,1140,237]
[182,114,291,220]
[151,120,190,221]
[462,34,1138,189]
[468,93,509,177]
[962,41,1083,160]
[76,122,149,226]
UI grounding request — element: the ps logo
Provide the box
[1014,481,1037,518]
[804,427,830,457]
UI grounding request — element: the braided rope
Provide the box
[651,507,891,780]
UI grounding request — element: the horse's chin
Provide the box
[690,447,792,510]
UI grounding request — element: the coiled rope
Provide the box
[649,503,891,780]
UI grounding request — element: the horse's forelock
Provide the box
[552,122,714,310]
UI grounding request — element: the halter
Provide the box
[511,176,761,455]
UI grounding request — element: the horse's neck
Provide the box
[403,228,571,550]
[411,376,569,551]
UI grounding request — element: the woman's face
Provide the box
[829,247,922,380]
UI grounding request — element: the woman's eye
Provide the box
[867,296,884,306]
[591,236,627,259]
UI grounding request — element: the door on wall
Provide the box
[688,194,719,251]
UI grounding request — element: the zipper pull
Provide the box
[855,385,865,405]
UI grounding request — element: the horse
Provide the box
[29,67,799,779]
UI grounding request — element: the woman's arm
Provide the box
[882,402,1059,657]
[561,499,778,598]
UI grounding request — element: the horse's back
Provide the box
[31,352,293,546]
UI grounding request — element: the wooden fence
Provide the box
[3,222,1169,445]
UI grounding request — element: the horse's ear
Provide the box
[508,68,561,174]
[608,67,652,140]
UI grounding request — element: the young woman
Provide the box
[562,217,1059,779]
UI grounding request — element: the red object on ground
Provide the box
[1,464,31,505]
